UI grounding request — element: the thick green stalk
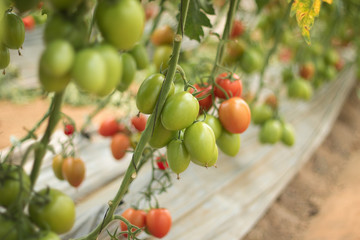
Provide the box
[74,1,191,239]
[30,92,64,187]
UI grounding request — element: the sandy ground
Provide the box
[244,83,360,240]
[1,83,359,240]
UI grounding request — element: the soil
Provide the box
[243,83,360,240]
[1,84,359,240]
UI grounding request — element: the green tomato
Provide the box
[198,114,222,139]
[149,120,177,149]
[325,49,339,65]
[72,48,107,93]
[251,104,273,125]
[0,163,31,208]
[216,130,240,157]
[239,48,263,74]
[0,45,10,70]
[259,119,283,144]
[130,43,149,70]
[323,65,337,81]
[166,139,190,176]
[39,40,75,78]
[2,12,25,49]
[95,44,122,96]
[39,69,71,92]
[136,73,174,114]
[208,144,218,167]
[13,0,39,12]
[184,122,216,167]
[44,14,88,49]
[153,45,172,70]
[282,67,294,84]
[281,122,295,146]
[288,78,313,100]
[27,231,61,240]
[29,188,75,234]
[161,91,199,131]
[49,0,82,10]
[95,0,145,50]
[117,53,136,92]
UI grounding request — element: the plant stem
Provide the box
[29,92,64,187]
[255,0,293,100]
[74,1,191,239]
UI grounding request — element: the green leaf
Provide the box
[183,0,214,42]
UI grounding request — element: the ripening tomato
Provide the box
[219,97,251,134]
[136,73,175,114]
[0,163,31,208]
[98,117,119,137]
[259,119,283,144]
[156,155,169,170]
[166,139,190,177]
[281,122,295,146]
[216,129,241,157]
[149,120,177,149]
[72,48,107,94]
[62,157,86,188]
[151,25,175,46]
[29,188,75,234]
[52,155,64,180]
[197,114,222,139]
[161,91,199,131]
[214,72,242,99]
[95,44,122,96]
[95,0,145,50]
[2,12,25,49]
[299,62,315,80]
[153,45,172,70]
[226,39,246,58]
[0,45,10,70]
[22,16,36,30]
[184,122,216,167]
[189,83,213,113]
[111,133,131,160]
[230,20,245,39]
[251,104,273,125]
[120,208,147,237]
[146,208,172,238]
[129,43,149,70]
[118,53,136,92]
[64,124,74,136]
[131,114,147,132]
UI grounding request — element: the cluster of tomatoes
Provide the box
[120,207,172,239]
[0,10,25,72]
[0,163,76,240]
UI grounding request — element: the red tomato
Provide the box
[230,20,245,39]
[131,114,147,132]
[64,124,74,136]
[62,157,86,188]
[219,97,251,134]
[120,208,147,237]
[111,133,131,160]
[146,208,172,238]
[156,155,169,170]
[189,83,213,113]
[98,117,119,137]
[22,16,35,31]
[214,72,242,99]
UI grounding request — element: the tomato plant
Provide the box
[111,133,131,160]
[131,114,147,132]
[62,157,86,187]
[146,208,172,238]
[29,188,75,234]
[219,97,251,134]
[214,72,242,99]
[95,0,145,50]
[120,208,147,237]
